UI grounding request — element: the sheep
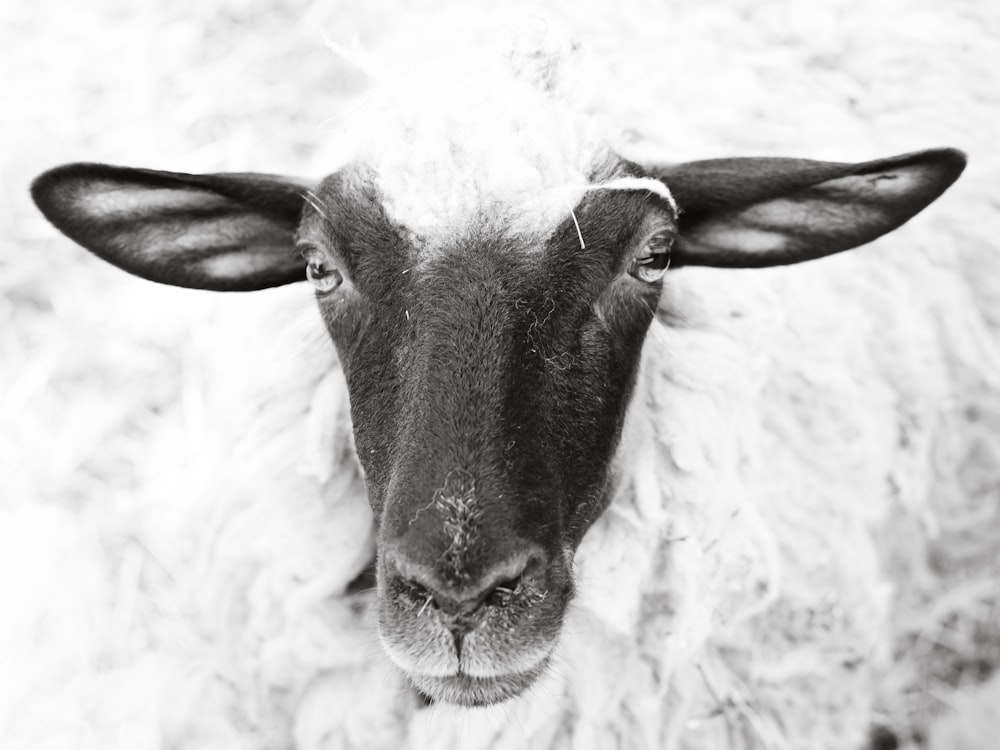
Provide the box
[19,7,1000,750]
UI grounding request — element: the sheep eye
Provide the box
[305,259,343,294]
[628,236,673,283]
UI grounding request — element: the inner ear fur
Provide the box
[31,162,313,291]
[648,147,967,268]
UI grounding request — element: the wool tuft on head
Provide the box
[326,13,635,245]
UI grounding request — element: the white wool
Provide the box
[8,1,1000,750]
[323,10,619,245]
[321,15,678,251]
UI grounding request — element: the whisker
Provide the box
[301,189,330,221]
[563,196,585,249]
[418,594,434,617]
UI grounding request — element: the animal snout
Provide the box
[385,544,542,632]
[377,533,570,701]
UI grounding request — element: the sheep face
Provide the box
[31,145,964,708]
[297,164,676,705]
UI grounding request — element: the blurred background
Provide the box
[2,0,998,748]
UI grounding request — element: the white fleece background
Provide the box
[3,1,999,749]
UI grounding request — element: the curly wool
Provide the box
[83,231,995,750]
[320,9,661,247]
[6,2,999,750]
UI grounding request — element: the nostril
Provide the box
[484,574,522,608]
[395,573,440,612]
[386,544,543,619]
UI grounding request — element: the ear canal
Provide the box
[648,147,966,269]
[31,162,314,291]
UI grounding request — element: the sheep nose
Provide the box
[385,545,539,631]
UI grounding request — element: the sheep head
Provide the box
[31,139,964,706]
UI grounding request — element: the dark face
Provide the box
[296,165,675,705]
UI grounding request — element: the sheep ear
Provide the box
[650,148,966,268]
[31,162,312,291]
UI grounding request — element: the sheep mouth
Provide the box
[406,658,550,707]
